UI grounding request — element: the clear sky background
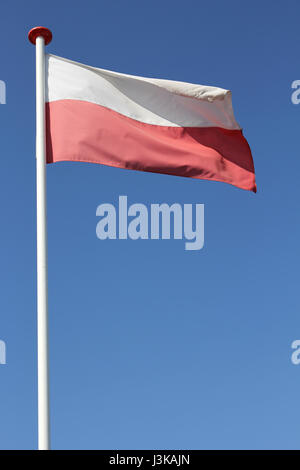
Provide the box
[0,0,300,450]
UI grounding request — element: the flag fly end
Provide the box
[28,27,52,45]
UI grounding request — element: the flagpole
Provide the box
[28,26,53,451]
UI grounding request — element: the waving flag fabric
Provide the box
[45,54,256,192]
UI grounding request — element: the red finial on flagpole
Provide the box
[28,27,52,45]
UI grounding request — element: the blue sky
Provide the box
[0,0,300,450]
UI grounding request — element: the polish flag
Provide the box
[45,55,256,192]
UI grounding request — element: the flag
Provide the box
[45,54,256,192]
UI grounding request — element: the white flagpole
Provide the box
[28,26,53,451]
